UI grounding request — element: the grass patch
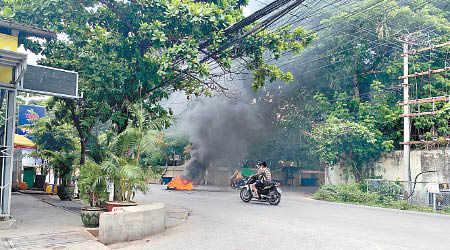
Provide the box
[313,183,450,215]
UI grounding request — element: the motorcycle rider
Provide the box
[251,161,272,199]
[231,169,243,181]
[231,169,244,188]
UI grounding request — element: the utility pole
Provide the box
[402,38,411,193]
[397,37,450,199]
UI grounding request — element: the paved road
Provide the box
[121,184,450,250]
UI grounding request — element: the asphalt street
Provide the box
[120,184,450,250]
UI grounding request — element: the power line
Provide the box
[250,0,401,67]
[268,0,328,29]
[278,34,402,74]
[287,0,358,28]
[150,0,307,93]
[262,0,443,73]
[207,0,445,94]
[307,0,388,33]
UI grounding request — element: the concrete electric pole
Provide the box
[402,40,411,192]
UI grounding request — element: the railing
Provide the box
[365,179,450,211]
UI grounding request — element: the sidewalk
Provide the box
[1,192,189,250]
[26,192,85,215]
[1,192,108,250]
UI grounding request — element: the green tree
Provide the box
[27,118,78,154]
[1,0,315,164]
[141,132,189,166]
[99,103,166,201]
[247,0,449,178]
[78,161,109,207]
[28,117,80,186]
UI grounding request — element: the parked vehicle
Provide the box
[239,175,282,205]
[231,177,247,189]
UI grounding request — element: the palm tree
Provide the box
[101,102,171,202]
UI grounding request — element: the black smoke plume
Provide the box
[181,98,262,180]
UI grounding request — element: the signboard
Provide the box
[427,183,440,193]
[17,105,45,136]
[0,33,18,83]
[20,65,79,98]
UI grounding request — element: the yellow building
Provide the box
[0,19,56,224]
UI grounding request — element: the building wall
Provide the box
[162,163,326,187]
[163,166,185,178]
[326,149,450,185]
[325,163,355,185]
[204,167,233,186]
[161,165,233,186]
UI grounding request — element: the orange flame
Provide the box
[167,176,194,190]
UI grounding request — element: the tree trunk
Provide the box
[68,100,92,165]
[80,138,87,165]
[113,179,120,201]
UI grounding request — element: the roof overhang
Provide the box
[0,49,27,86]
[0,19,56,39]
[0,49,27,67]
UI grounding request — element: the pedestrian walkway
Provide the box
[0,231,97,250]
[1,192,190,249]
[1,192,108,250]
[27,192,85,215]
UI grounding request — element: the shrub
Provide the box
[337,183,363,202]
[78,161,109,207]
[392,200,409,210]
[314,183,379,204]
[313,185,339,201]
[439,206,450,214]
[314,183,448,215]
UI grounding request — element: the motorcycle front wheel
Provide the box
[268,191,281,205]
[240,188,252,202]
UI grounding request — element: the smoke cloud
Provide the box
[181,97,263,180]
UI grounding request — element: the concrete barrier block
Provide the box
[99,202,166,245]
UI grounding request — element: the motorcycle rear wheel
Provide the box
[240,188,252,202]
[268,191,281,205]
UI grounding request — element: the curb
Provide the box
[310,198,450,218]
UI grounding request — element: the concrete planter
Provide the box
[105,201,138,212]
[81,207,105,228]
[99,203,166,245]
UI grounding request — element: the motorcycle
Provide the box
[231,177,247,189]
[240,175,282,205]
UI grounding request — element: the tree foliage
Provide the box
[96,103,165,201]
[247,0,449,179]
[1,0,314,164]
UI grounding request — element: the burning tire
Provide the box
[240,188,252,202]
